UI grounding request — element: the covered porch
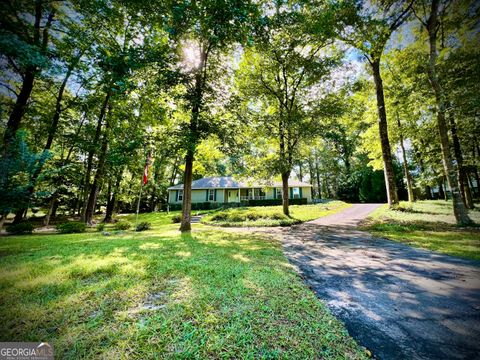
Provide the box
[224,188,267,202]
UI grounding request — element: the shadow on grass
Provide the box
[1,227,361,359]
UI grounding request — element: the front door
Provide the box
[228,190,238,203]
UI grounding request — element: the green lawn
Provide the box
[0,213,366,359]
[202,201,350,227]
[360,200,480,260]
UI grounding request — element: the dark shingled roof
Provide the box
[167,176,312,190]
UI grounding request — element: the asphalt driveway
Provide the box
[282,204,480,359]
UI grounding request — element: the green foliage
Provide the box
[135,221,151,231]
[0,131,50,214]
[114,221,131,231]
[336,167,387,203]
[171,215,182,223]
[96,223,106,232]
[56,222,86,234]
[203,202,349,227]
[6,222,34,235]
[362,201,480,260]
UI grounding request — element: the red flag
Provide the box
[143,153,152,186]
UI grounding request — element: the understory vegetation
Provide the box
[202,201,350,227]
[0,215,367,359]
[361,201,480,260]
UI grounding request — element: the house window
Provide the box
[293,187,300,199]
[254,188,265,197]
[276,188,282,199]
[178,190,183,201]
[209,189,215,201]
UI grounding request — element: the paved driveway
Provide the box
[283,204,480,360]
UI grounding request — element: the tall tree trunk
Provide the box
[308,157,316,198]
[281,171,290,216]
[371,59,398,207]
[43,194,58,227]
[104,170,122,222]
[425,185,433,200]
[12,67,74,224]
[443,176,448,200]
[3,5,55,147]
[84,112,111,225]
[315,154,322,199]
[425,0,471,225]
[104,179,114,223]
[80,90,111,221]
[51,199,59,219]
[3,71,36,146]
[449,112,474,209]
[180,149,194,232]
[466,174,476,198]
[298,162,303,182]
[473,168,480,198]
[169,155,180,186]
[437,180,445,200]
[180,47,207,232]
[396,114,414,202]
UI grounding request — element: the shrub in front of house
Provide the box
[171,215,182,223]
[6,222,35,235]
[246,199,282,207]
[135,222,151,231]
[114,221,131,230]
[56,221,86,234]
[96,223,106,232]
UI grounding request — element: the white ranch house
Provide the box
[168,176,313,205]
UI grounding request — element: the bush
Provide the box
[114,221,131,230]
[135,221,151,231]
[289,198,308,205]
[392,203,413,212]
[6,222,34,235]
[271,213,288,220]
[56,221,86,234]
[245,199,282,207]
[96,223,106,232]
[210,212,228,221]
[208,209,288,223]
[171,215,182,223]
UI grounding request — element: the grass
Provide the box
[360,200,480,260]
[202,201,350,227]
[0,212,366,359]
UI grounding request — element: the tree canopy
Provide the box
[1,0,478,228]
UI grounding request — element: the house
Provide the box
[168,176,312,206]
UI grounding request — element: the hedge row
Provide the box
[167,197,308,210]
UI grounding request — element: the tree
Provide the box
[167,0,259,231]
[236,2,340,215]
[0,0,58,145]
[414,0,472,225]
[334,0,414,207]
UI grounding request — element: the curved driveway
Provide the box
[283,204,480,359]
